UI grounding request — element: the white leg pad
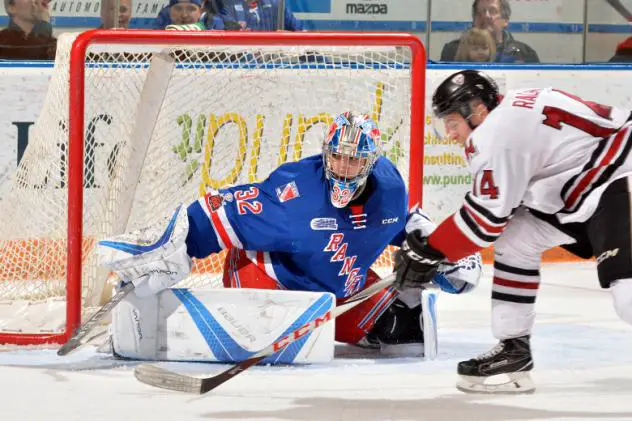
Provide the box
[111,288,336,364]
[422,288,439,360]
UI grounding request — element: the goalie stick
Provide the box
[57,279,136,356]
[604,0,632,21]
[134,273,397,394]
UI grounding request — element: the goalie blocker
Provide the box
[110,286,440,364]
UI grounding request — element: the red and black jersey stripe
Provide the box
[429,193,510,261]
[461,193,509,241]
[561,125,632,214]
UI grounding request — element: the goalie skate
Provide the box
[456,335,535,394]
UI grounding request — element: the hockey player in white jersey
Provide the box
[393,70,632,393]
[98,111,482,362]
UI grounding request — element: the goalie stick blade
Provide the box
[57,281,135,356]
[134,354,266,394]
[134,273,396,394]
[135,364,205,394]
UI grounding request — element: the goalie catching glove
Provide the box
[97,205,193,298]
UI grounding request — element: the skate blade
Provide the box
[456,372,536,395]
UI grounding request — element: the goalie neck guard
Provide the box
[323,112,381,208]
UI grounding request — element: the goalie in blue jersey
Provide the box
[99,111,482,357]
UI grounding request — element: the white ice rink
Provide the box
[2,261,632,421]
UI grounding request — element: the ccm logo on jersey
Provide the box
[311,218,338,230]
[597,248,619,264]
[276,181,300,203]
[382,217,399,225]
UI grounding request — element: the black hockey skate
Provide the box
[359,299,424,357]
[456,335,535,394]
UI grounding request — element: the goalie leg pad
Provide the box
[363,287,439,358]
[111,288,336,364]
[421,287,439,360]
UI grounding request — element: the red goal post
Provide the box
[0,30,425,345]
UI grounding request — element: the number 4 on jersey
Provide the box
[479,170,499,199]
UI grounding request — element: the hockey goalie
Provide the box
[98,111,482,364]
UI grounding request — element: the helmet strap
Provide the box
[460,101,484,130]
[465,115,479,130]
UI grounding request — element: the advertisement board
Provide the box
[2,65,632,227]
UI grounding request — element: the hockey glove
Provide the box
[394,229,445,290]
[98,205,193,298]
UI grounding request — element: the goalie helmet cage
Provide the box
[0,30,425,346]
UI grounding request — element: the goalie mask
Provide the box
[323,112,381,208]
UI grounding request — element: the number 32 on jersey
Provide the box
[235,187,263,215]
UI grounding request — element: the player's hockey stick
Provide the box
[604,0,632,21]
[134,273,397,394]
[57,279,136,356]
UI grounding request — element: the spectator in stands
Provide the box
[454,28,496,62]
[155,0,237,29]
[0,0,56,60]
[200,0,241,30]
[220,0,303,31]
[169,0,203,25]
[609,36,632,63]
[496,40,529,63]
[440,0,539,63]
[32,0,52,35]
[100,0,132,29]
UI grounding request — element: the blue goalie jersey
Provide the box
[185,155,408,298]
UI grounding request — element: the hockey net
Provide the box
[0,30,425,345]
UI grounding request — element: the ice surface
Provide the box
[2,262,632,421]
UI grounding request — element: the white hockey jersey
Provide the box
[428,87,632,261]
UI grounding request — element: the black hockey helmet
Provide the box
[432,70,500,121]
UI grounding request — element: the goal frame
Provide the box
[0,29,426,346]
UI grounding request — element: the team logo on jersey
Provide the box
[464,138,479,161]
[323,233,363,296]
[310,218,338,230]
[275,181,300,203]
[205,193,224,212]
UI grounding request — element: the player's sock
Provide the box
[456,335,535,394]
